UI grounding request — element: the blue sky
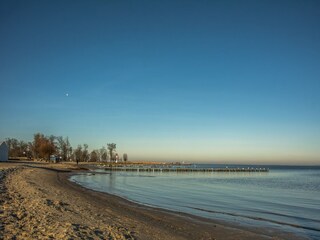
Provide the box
[0,0,319,164]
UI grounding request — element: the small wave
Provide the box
[189,206,320,232]
[248,209,320,224]
[134,175,156,178]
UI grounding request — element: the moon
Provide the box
[65,93,69,97]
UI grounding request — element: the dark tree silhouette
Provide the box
[74,145,82,164]
[107,143,116,161]
[90,150,98,162]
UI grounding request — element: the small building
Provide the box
[0,141,9,161]
[50,155,62,163]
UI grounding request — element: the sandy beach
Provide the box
[0,161,306,240]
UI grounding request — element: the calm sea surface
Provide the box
[70,164,320,239]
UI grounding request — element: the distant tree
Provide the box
[65,138,72,161]
[6,138,17,157]
[32,133,56,160]
[5,138,28,158]
[90,150,98,162]
[70,148,77,162]
[82,144,89,162]
[107,143,116,161]
[4,134,129,165]
[49,135,56,144]
[92,149,101,162]
[99,147,107,161]
[56,136,64,158]
[26,142,34,159]
[56,136,72,161]
[19,140,28,157]
[39,138,56,160]
[74,145,82,164]
[33,133,43,159]
[101,152,107,161]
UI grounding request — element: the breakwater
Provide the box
[104,167,269,172]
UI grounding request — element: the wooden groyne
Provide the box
[104,167,269,173]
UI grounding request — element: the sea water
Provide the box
[70,165,320,239]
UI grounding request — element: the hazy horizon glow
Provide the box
[1,1,319,164]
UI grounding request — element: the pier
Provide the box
[104,167,269,173]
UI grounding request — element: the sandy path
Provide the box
[0,162,306,240]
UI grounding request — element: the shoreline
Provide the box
[0,161,307,239]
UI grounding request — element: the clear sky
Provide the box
[0,0,319,164]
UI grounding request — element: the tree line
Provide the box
[5,133,127,162]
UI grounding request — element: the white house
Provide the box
[0,141,9,161]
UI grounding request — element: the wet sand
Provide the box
[0,161,306,239]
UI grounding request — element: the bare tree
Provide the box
[56,136,72,161]
[65,138,72,161]
[90,150,98,162]
[33,133,43,159]
[107,143,116,161]
[5,138,30,158]
[99,147,107,162]
[74,145,82,165]
[82,144,89,162]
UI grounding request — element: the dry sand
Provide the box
[0,161,306,240]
